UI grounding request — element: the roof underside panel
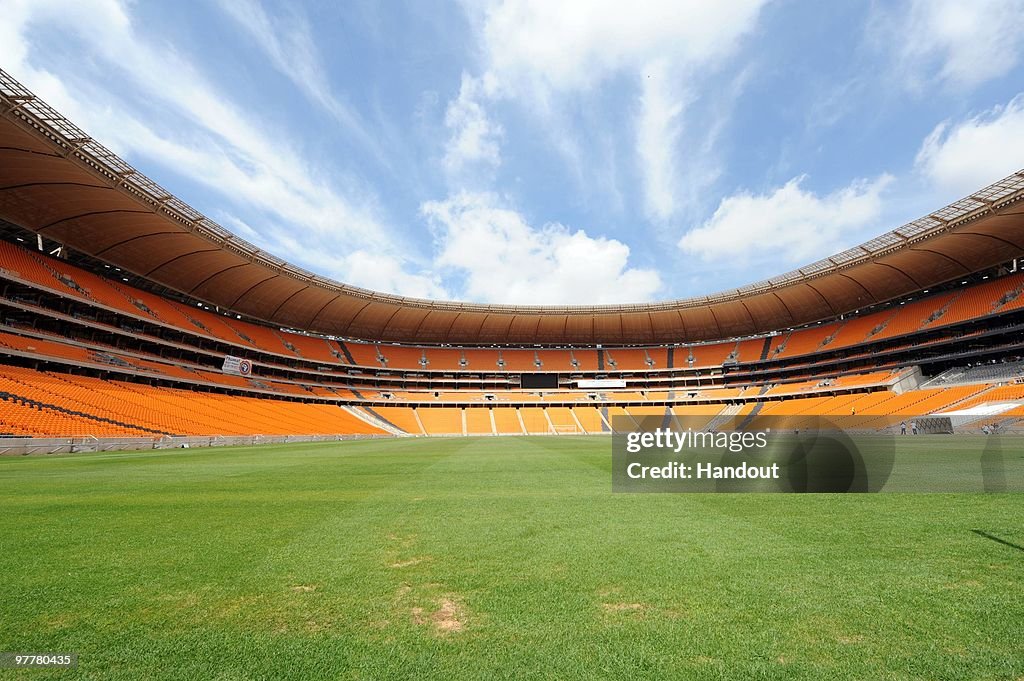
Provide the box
[885,248,967,288]
[923,232,1021,271]
[282,291,339,331]
[506,315,543,343]
[742,294,794,332]
[535,314,569,340]
[562,313,593,342]
[618,313,653,343]
[842,262,919,301]
[339,300,399,339]
[648,309,683,341]
[445,311,488,342]
[681,306,719,340]
[191,265,279,307]
[92,231,209,270]
[807,273,874,313]
[384,306,434,339]
[708,300,753,338]
[58,217,189,260]
[146,250,246,291]
[591,313,624,342]
[2,184,138,233]
[0,124,55,154]
[475,314,515,343]
[0,152,100,185]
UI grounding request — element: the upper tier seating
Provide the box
[772,273,1024,360]
[461,348,501,370]
[422,348,465,370]
[0,241,348,364]
[340,341,384,367]
[3,239,1024,378]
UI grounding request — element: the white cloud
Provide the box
[0,0,125,123]
[422,193,661,304]
[340,250,450,300]
[3,0,388,243]
[478,0,767,92]
[449,0,770,218]
[915,95,1024,197]
[884,0,1024,89]
[219,214,447,299]
[636,59,687,221]
[215,0,376,153]
[105,115,387,246]
[442,73,504,176]
[678,175,894,264]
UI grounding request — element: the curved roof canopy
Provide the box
[2,68,1024,345]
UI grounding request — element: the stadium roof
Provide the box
[2,68,1024,345]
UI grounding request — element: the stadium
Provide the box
[2,65,1024,443]
[1,52,1023,681]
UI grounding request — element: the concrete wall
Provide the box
[0,433,395,456]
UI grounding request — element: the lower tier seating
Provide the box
[0,363,1020,438]
[0,366,384,437]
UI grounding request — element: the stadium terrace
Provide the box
[0,66,1019,444]
[0,65,1022,444]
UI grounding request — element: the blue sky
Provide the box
[3,0,1023,305]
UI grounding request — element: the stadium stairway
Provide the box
[736,385,773,429]
[660,391,676,428]
[344,405,405,435]
[705,404,744,431]
[334,341,357,364]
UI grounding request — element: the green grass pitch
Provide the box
[1,436,1022,680]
